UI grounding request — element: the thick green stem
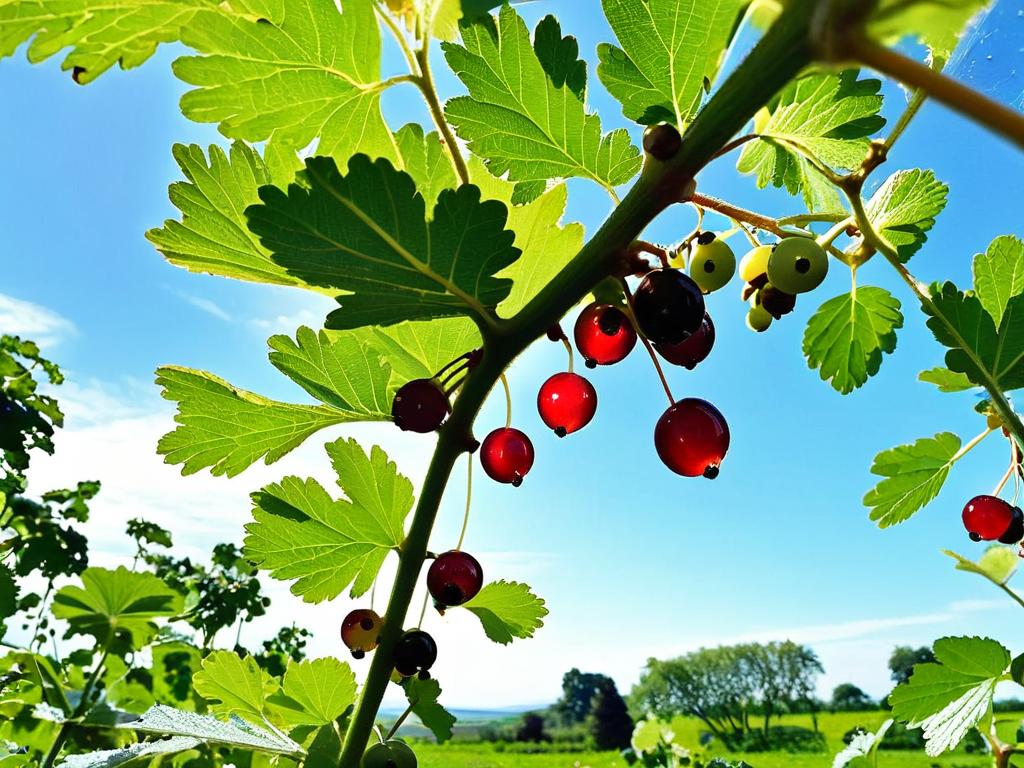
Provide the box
[336,3,818,765]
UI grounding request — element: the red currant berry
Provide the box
[427,550,484,608]
[654,313,715,370]
[633,269,706,345]
[393,629,437,678]
[480,427,535,486]
[537,372,597,437]
[962,495,1021,542]
[391,379,450,433]
[341,609,383,659]
[654,398,730,478]
[573,303,637,368]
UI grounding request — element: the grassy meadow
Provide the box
[408,710,1024,767]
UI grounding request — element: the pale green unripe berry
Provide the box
[766,238,828,294]
[689,233,735,294]
[739,244,773,282]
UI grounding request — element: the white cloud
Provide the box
[176,292,232,322]
[0,293,77,347]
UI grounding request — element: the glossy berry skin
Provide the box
[480,428,535,486]
[962,495,1023,542]
[746,304,773,332]
[760,283,797,319]
[767,238,829,294]
[361,740,417,768]
[654,313,715,369]
[574,303,637,367]
[633,269,706,345]
[537,372,597,436]
[427,550,484,608]
[341,609,383,659]
[689,235,736,294]
[739,245,773,282]
[642,123,682,160]
[393,629,438,678]
[392,379,450,433]
[654,398,730,478]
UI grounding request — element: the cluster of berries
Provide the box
[962,495,1024,545]
[736,239,829,332]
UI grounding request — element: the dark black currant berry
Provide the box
[427,550,484,607]
[642,123,682,161]
[633,269,706,344]
[760,284,797,319]
[999,507,1024,544]
[393,629,438,677]
[655,313,715,369]
[391,379,450,433]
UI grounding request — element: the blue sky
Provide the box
[2,2,1023,709]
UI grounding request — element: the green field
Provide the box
[409,711,1023,767]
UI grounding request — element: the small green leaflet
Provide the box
[272,657,356,726]
[973,235,1024,329]
[192,651,277,722]
[859,170,948,263]
[361,318,481,389]
[174,0,397,163]
[443,8,641,203]
[945,546,1018,587]
[156,366,386,478]
[246,154,520,329]
[863,432,962,527]
[245,439,413,602]
[802,287,903,394]
[268,327,392,414]
[147,143,315,290]
[889,636,1009,756]
[597,0,745,126]
[737,71,884,212]
[401,676,455,743]
[394,124,459,211]
[468,158,585,317]
[463,580,547,644]
[57,736,202,768]
[868,0,992,62]
[924,279,1024,392]
[832,719,893,768]
[0,0,214,83]
[51,566,182,649]
[0,562,17,637]
[126,704,304,756]
[919,367,974,393]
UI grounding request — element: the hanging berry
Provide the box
[393,629,438,679]
[428,550,484,608]
[633,269,706,345]
[537,372,598,436]
[573,303,637,367]
[642,123,682,161]
[688,233,736,294]
[739,244,773,282]
[655,398,730,478]
[962,495,1024,543]
[391,379,451,433]
[759,283,797,319]
[480,427,535,486]
[341,609,383,659]
[655,313,715,369]
[766,238,829,294]
[361,739,417,768]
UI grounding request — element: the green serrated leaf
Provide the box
[443,7,641,203]
[889,636,1008,756]
[919,367,974,392]
[463,581,547,644]
[193,651,277,722]
[973,235,1024,328]
[803,286,903,394]
[860,169,948,263]
[737,71,884,212]
[126,704,304,756]
[246,154,519,329]
[245,439,412,602]
[174,0,396,163]
[271,657,356,726]
[468,158,585,317]
[56,736,202,768]
[268,327,392,414]
[52,567,182,649]
[401,676,455,743]
[147,143,312,290]
[924,279,1024,392]
[833,719,893,768]
[945,546,1019,587]
[156,366,369,477]
[361,318,481,388]
[863,432,962,527]
[868,0,992,62]
[394,124,459,210]
[597,0,745,126]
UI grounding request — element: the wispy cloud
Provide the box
[175,291,232,321]
[0,292,77,347]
